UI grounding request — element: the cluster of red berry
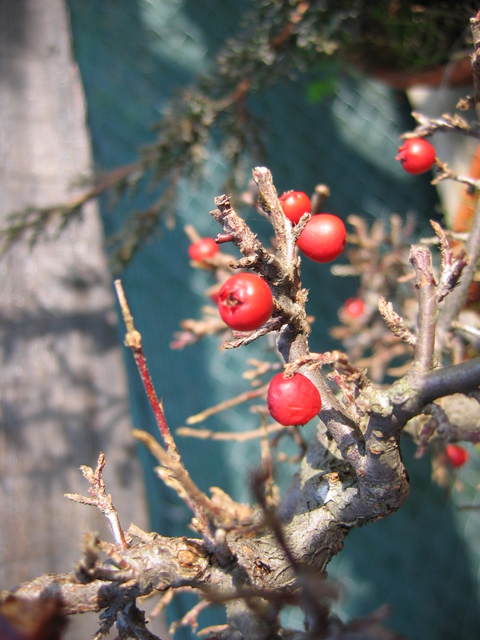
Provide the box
[186,136,439,429]
[187,190,347,426]
[279,191,347,263]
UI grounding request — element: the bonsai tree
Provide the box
[1,5,480,640]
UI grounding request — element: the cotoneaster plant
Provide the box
[217,272,273,331]
[396,138,436,175]
[267,372,322,426]
[296,213,347,263]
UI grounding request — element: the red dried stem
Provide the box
[114,279,180,460]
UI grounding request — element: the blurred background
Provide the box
[1,1,480,639]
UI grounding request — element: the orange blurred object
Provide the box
[453,141,480,233]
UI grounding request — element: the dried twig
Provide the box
[430,220,468,303]
[133,429,225,540]
[65,453,128,550]
[115,279,179,459]
[409,111,480,140]
[186,383,269,425]
[378,297,417,347]
[169,596,211,635]
[436,198,480,353]
[224,317,285,349]
[431,158,480,192]
[178,422,288,444]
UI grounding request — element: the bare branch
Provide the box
[252,167,288,258]
[210,194,283,283]
[409,245,437,372]
[65,453,128,550]
[430,220,468,303]
[431,158,480,192]
[177,423,286,441]
[224,317,285,349]
[114,279,180,459]
[436,198,480,353]
[186,383,269,425]
[133,429,230,538]
[409,111,480,140]
[420,356,480,405]
[378,297,417,347]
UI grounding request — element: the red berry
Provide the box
[343,297,365,319]
[188,237,219,261]
[296,213,346,263]
[445,444,469,468]
[217,273,273,331]
[267,372,322,426]
[396,138,436,175]
[279,191,311,224]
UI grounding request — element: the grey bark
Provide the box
[0,1,154,638]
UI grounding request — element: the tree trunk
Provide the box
[0,1,152,637]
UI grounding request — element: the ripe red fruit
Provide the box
[217,273,273,331]
[279,191,311,224]
[188,237,219,261]
[445,444,469,468]
[396,138,436,175]
[343,297,365,319]
[267,372,322,426]
[296,213,346,263]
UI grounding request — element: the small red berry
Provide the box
[296,213,346,263]
[396,138,436,175]
[188,237,219,261]
[217,273,273,331]
[267,372,322,426]
[343,297,365,319]
[445,444,469,468]
[279,191,312,224]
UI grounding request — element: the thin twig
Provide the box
[177,423,287,441]
[409,111,480,140]
[132,429,223,539]
[114,279,180,459]
[430,220,467,303]
[224,317,285,349]
[169,597,211,635]
[378,297,417,347]
[65,453,128,550]
[436,198,480,354]
[186,383,269,425]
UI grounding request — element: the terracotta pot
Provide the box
[368,56,473,89]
